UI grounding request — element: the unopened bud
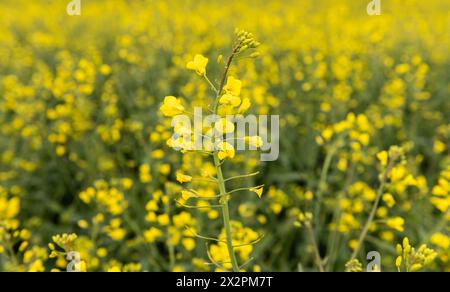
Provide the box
[250,52,261,58]
[252,41,261,48]
[239,45,249,52]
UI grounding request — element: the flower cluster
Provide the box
[79,180,129,216]
[395,238,437,272]
[160,30,265,272]
[0,0,448,272]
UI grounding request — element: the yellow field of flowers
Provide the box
[0,0,449,272]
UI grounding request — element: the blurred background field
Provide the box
[0,0,449,272]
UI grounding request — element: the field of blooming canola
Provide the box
[0,0,449,272]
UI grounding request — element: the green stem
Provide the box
[213,47,238,112]
[164,199,176,271]
[225,172,260,182]
[351,165,390,260]
[214,153,240,272]
[314,147,336,230]
[0,231,19,267]
[6,240,19,267]
[305,223,325,272]
[326,163,355,271]
[204,75,219,94]
[207,44,240,272]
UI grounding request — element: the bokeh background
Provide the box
[0,0,448,272]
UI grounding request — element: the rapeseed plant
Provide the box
[162,29,264,272]
[0,0,448,272]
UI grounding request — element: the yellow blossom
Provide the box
[250,186,264,199]
[224,76,242,96]
[160,96,185,117]
[214,118,235,134]
[238,98,252,114]
[186,54,209,76]
[176,172,192,183]
[386,217,405,232]
[219,94,241,107]
[377,151,389,167]
[144,227,163,243]
[245,136,263,148]
[217,142,235,160]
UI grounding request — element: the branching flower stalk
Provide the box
[211,43,241,272]
[305,222,325,272]
[350,146,404,260]
[295,211,325,272]
[161,29,263,272]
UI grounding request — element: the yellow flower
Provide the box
[121,178,134,190]
[382,193,396,208]
[176,172,192,183]
[97,248,108,258]
[217,142,235,160]
[100,64,112,75]
[108,266,121,272]
[433,140,446,154]
[430,197,450,213]
[208,210,219,219]
[215,118,235,134]
[56,145,66,157]
[18,241,29,252]
[224,76,242,96]
[345,259,362,272]
[219,94,241,107]
[106,227,126,241]
[186,54,209,76]
[380,231,394,242]
[386,217,405,232]
[77,220,89,229]
[160,96,185,117]
[348,240,359,251]
[238,98,251,114]
[395,256,402,268]
[181,190,195,201]
[172,265,185,272]
[430,233,450,249]
[245,136,263,148]
[0,197,20,219]
[250,186,264,199]
[182,238,196,251]
[157,214,170,226]
[377,150,389,167]
[322,128,334,141]
[396,237,437,272]
[432,185,448,196]
[139,164,152,183]
[144,227,163,243]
